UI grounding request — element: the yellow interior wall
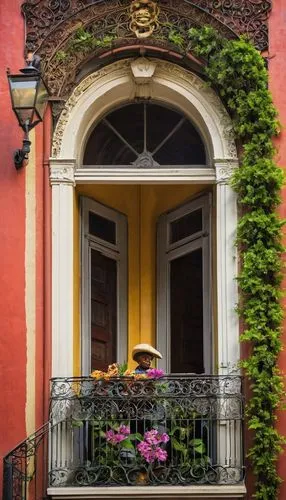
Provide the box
[74,184,207,374]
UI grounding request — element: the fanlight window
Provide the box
[83,102,207,168]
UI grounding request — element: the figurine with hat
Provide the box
[132,343,162,374]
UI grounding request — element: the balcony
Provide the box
[3,375,245,499]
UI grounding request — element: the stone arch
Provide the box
[51,58,237,165]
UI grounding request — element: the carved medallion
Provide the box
[129,0,160,39]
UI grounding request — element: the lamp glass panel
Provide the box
[10,77,38,109]
[15,108,35,126]
[35,79,49,120]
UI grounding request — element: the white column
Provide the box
[50,159,76,377]
[215,161,242,477]
[215,160,240,375]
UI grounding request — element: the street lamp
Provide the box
[7,63,49,169]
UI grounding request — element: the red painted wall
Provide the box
[0,0,51,492]
[268,1,286,498]
[0,0,27,491]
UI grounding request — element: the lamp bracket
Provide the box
[14,138,32,170]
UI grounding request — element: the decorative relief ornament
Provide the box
[49,162,75,186]
[133,151,159,169]
[215,161,238,184]
[131,57,157,83]
[129,0,160,39]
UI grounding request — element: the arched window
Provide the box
[83,102,207,168]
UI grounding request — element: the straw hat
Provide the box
[132,343,162,361]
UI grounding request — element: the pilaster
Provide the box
[215,160,240,374]
[50,159,76,377]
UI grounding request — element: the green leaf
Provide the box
[129,433,143,441]
[171,437,188,454]
[190,439,206,454]
[120,439,135,450]
[71,419,84,427]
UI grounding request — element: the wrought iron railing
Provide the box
[3,422,50,500]
[49,375,244,487]
[3,375,244,499]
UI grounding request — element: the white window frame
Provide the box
[81,197,128,375]
[157,193,212,374]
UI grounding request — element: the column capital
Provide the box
[49,159,76,186]
[214,159,239,185]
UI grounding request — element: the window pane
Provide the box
[170,209,202,244]
[83,121,137,165]
[83,102,206,167]
[90,249,117,371]
[153,118,206,165]
[170,249,204,374]
[89,211,116,244]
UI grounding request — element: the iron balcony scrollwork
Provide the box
[3,375,244,498]
[49,375,244,488]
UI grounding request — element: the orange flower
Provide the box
[123,369,135,376]
[90,370,104,379]
[107,363,119,377]
[134,373,147,380]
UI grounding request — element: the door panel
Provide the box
[157,193,211,374]
[81,197,127,375]
[170,248,204,373]
[90,249,117,371]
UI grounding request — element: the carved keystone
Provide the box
[131,57,157,84]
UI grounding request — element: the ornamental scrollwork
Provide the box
[50,374,244,421]
[21,0,271,102]
[22,0,271,53]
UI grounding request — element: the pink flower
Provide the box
[144,429,161,445]
[137,428,169,463]
[146,368,165,379]
[155,447,168,462]
[105,429,126,445]
[160,433,170,444]
[137,442,155,463]
[114,433,126,443]
[137,441,151,454]
[119,424,130,436]
[106,429,117,444]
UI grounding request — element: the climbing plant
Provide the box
[187,26,284,500]
[56,27,116,61]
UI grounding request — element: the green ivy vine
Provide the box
[187,26,284,500]
[56,27,116,61]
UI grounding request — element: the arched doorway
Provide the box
[50,58,239,378]
[80,100,211,374]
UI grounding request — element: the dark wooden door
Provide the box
[170,248,204,374]
[90,249,117,371]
